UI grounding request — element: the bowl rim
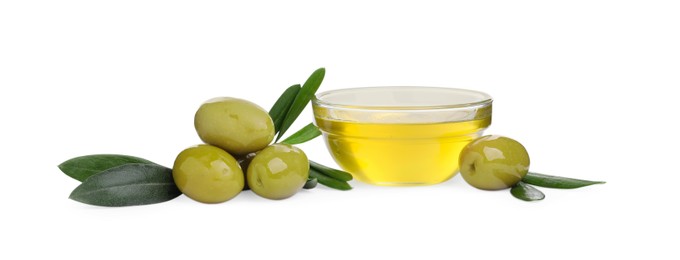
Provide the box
[312,86,492,111]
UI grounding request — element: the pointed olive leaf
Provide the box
[69,163,181,207]
[523,172,606,189]
[276,68,326,142]
[511,182,545,202]
[59,154,156,182]
[310,160,353,181]
[280,123,322,145]
[303,176,318,189]
[269,84,301,134]
[310,168,352,191]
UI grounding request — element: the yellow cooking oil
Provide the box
[315,117,491,185]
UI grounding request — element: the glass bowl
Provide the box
[312,86,492,186]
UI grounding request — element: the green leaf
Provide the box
[309,160,353,182]
[523,172,606,189]
[276,68,326,142]
[511,182,545,202]
[309,168,352,191]
[269,84,301,134]
[59,154,155,182]
[69,163,181,207]
[280,123,322,145]
[303,176,318,189]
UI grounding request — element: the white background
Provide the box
[1,1,678,259]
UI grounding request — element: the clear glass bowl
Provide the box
[312,87,492,186]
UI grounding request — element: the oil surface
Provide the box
[315,117,491,185]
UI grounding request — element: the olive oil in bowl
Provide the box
[313,87,492,186]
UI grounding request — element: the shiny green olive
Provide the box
[459,135,530,190]
[247,144,309,200]
[194,97,275,155]
[173,145,244,203]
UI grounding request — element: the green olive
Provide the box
[173,145,244,203]
[247,144,309,200]
[194,97,275,155]
[459,135,530,190]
